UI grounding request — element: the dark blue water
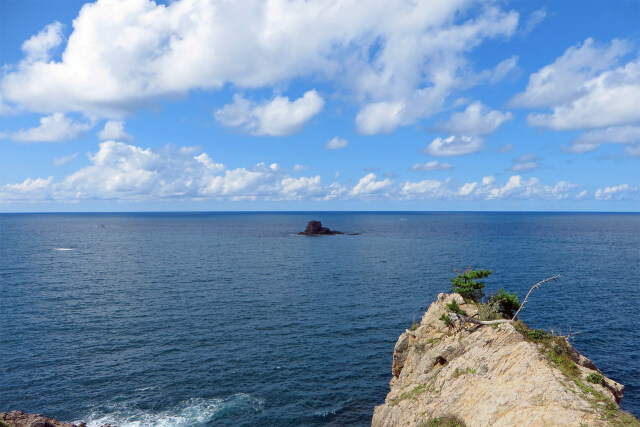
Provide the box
[1,212,638,426]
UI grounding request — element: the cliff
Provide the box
[372,293,638,427]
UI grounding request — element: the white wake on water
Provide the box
[77,394,264,427]
[54,247,75,251]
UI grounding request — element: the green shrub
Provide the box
[450,268,491,301]
[421,416,466,427]
[446,299,467,316]
[439,313,453,327]
[476,300,502,321]
[586,373,604,386]
[487,288,521,319]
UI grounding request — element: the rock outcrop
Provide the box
[372,293,638,427]
[298,221,344,236]
[0,411,86,427]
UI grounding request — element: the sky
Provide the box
[0,0,638,212]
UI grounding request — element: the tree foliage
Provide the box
[450,267,492,302]
[488,288,521,319]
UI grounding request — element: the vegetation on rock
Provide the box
[449,268,491,301]
[420,416,466,427]
[487,288,521,318]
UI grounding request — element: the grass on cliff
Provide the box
[514,321,639,425]
[420,416,466,427]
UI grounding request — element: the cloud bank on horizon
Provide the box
[0,0,638,210]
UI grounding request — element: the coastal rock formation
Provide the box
[298,220,344,235]
[372,293,637,427]
[0,411,86,427]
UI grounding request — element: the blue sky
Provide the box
[0,0,638,212]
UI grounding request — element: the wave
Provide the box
[54,247,75,251]
[77,394,264,427]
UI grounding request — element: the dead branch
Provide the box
[450,313,510,326]
[512,274,561,320]
[449,274,561,328]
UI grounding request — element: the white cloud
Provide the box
[421,135,484,157]
[499,143,514,153]
[0,0,519,129]
[215,90,324,136]
[527,59,640,131]
[508,153,540,172]
[1,177,54,201]
[594,184,637,201]
[489,56,519,83]
[98,120,133,141]
[431,101,513,135]
[325,137,348,150]
[0,142,583,203]
[22,22,63,63]
[400,174,577,200]
[410,161,453,171]
[53,152,78,166]
[523,8,547,35]
[624,144,640,157]
[355,101,407,135]
[510,38,631,109]
[6,113,93,142]
[349,173,393,198]
[509,162,538,172]
[566,126,640,154]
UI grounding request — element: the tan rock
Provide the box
[372,293,638,427]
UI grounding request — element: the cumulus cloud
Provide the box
[421,135,484,157]
[566,126,640,154]
[5,113,93,142]
[293,164,309,172]
[508,153,540,172]
[349,173,393,198]
[0,143,583,203]
[215,90,324,136]
[22,21,64,63]
[0,0,519,130]
[510,38,631,109]
[98,120,133,141]
[527,59,640,131]
[400,174,577,200]
[594,184,637,201]
[53,152,78,166]
[431,101,513,135]
[325,137,348,150]
[410,161,454,171]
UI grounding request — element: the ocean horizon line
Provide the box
[1,210,639,215]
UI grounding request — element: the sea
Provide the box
[1,212,638,426]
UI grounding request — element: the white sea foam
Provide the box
[54,247,75,251]
[77,394,263,427]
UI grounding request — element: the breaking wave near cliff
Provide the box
[78,394,264,427]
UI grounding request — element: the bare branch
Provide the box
[512,274,561,320]
[448,274,561,328]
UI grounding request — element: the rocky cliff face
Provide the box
[372,293,637,427]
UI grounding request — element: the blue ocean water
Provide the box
[1,212,638,426]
